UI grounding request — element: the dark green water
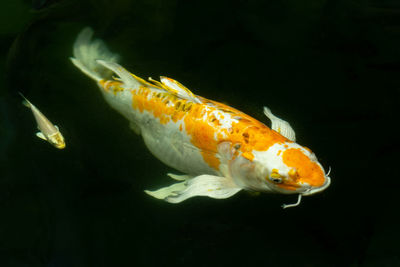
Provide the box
[1,0,399,266]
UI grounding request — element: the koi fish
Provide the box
[70,27,330,208]
[19,93,65,149]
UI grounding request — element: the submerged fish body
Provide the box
[19,93,65,149]
[71,27,330,207]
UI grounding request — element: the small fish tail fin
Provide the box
[18,92,31,108]
[70,27,119,82]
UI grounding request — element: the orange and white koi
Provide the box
[70,27,330,208]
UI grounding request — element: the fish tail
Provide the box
[70,27,119,82]
[18,92,31,108]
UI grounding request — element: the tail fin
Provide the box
[70,27,119,82]
[18,92,32,108]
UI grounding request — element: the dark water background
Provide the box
[1,0,399,266]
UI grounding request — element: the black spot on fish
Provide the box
[219,108,234,114]
[242,132,250,143]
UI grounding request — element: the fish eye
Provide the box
[269,177,283,183]
[269,169,283,183]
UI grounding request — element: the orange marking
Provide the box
[270,169,281,179]
[282,148,325,188]
[130,84,291,170]
[242,151,254,161]
[99,79,123,95]
[288,168,298,179]
[99,80,109,91]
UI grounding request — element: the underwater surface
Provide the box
[1,0,399,266]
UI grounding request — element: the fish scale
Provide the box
[140,120,217,176]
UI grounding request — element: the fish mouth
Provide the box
[301,176,331,196]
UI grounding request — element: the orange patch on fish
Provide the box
[282,148,325,187]
[99,79,123,95]
[242,151,254,161]
[130,84,290,169]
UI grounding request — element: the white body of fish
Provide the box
[70,27,330,207]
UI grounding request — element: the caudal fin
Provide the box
[70,27,119,82]
[18,92,32,108]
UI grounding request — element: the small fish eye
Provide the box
[269,177,283,183]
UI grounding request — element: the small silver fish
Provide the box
[19,93,65,149]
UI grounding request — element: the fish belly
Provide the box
[101,88,218,176]
[139,114,218,176]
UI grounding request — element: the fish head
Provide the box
[48,132,66,149]
[232,142,330,195]
[259,142,330,195]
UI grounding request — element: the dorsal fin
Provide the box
[159,76,202,103]
[96,60,202,103]
[263,106,296,142]
[96,60,160,90]
[130,73,160,89]
[148,77,168,89]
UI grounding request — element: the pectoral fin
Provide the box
[145,175,241,203]
[145,181,187,200]
[167,173,192,181]
[36,132,47,140]
[263,106,296,142]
